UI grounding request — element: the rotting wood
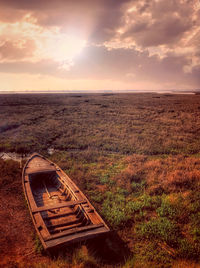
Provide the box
[50,222,83,233]
[22,153,110,249]
[45,227,109,249]
[32,199,87,213]
[47,218,81,229]
[44,223,104,241]
[43,211,76,220]
[24,176,50,239]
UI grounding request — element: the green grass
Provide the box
[34,235,44,254]
[136,217,181,246]
[102,190,131,228]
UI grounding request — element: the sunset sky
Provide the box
[0,0,200,92]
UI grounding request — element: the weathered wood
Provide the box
[32,199,87,213]
[44,223,104,241]
[45,227,109,249]
[45,212,78,225]
[50,222,83,233]
[43,211,76,220]
[47,218,81,229]
[24,176,50,239]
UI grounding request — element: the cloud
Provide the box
[0,39,36,61]
[0,59,59,76]
[123,13,192,47]
[117,0,197,48]
[0,0,199,90]
[0,0,129,43]
[0,44,199,90]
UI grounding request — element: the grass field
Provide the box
[0,93,200,267]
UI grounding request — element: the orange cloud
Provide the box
[0,39,36,61]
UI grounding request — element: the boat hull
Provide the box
[22,153,109,250]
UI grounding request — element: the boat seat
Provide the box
[44,223,104,242]
[32,199,87,213]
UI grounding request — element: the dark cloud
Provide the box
[121,0,196,47]
[0,0,129,42]
[0,0,128,11]
[0,0,198,47]
[125,14,192,47]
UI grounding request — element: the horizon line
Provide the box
[0,89,199,95]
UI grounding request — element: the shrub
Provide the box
[102,191,131,228]
[131,180,146,193]
[177,238,200,260]
[156,200,178,220]
[34,235,43,254]
[132,241,173,266]
[126,200,143,214]
[136,217,181,247]
[190,212,200,243]
[88,190,104,203]
[126,194,162,221]
[156,196,188,223]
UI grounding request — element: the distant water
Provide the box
[0,148,55,162]
[0,152,28,162]
[0,90,197,94]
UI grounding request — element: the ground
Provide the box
[0,160,50,268]
[0,93,200,267]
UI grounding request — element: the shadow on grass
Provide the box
[47,231,131,266]
[87,231,131,264]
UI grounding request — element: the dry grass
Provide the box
[1,93,200,155]
[0,159,50,267]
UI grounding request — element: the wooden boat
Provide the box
[22,153,109,250]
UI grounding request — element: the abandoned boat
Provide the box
[22,153,109,249]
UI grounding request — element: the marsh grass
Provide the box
[34,235,44,254]
[1,93,200,155]
[1,93,200,267]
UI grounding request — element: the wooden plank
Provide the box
[46,213,79,227]
[24,177,50,238]
[46,227,109,249]
[50,222,83,233]
[32,199,87,213]
[34,195,67,204]
[47,218,80,229]
[24,178,38,211]
[57,171,78,192]
[57,171,104,225]
[42,210,75,220]
[44,223,104,242]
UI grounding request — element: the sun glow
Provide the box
[0,17,87,69]
[44,33,86,63]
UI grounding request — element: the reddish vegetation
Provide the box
[0,154,200,267]
[119,154,200,194]
[0,159,49,267]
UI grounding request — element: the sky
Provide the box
[0,0,200,92]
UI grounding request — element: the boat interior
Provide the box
[29,171,90,236]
